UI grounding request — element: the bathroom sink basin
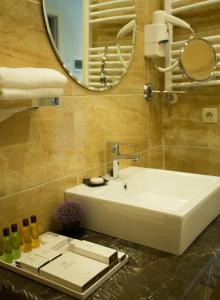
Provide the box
[65,167,220,255]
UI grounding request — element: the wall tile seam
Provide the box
[0,162,110,202]
[164,145,220,150]
[162,99,165,169]
[149,145,163,151]
[0,173,79,201]
[162,144,165,170]
[74,141,148,146]
[135,149,149,155]
[68,93,146,97]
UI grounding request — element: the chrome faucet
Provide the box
[107,143,140,179]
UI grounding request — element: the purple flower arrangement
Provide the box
[55,200,86,224]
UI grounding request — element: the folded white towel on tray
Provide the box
[0,67,67,88]
[0,87,64,100]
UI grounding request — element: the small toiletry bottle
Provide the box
[2,228,13,263]
[22,218,32,252]
[10,224,21,259]
[30,215,40,248]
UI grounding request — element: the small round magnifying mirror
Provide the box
[179,38,216,82]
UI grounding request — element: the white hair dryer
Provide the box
[144,10,194,72]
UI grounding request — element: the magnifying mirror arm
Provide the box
[156,59,179,73]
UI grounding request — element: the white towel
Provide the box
[0,88,64,100]
[0,68,67,89]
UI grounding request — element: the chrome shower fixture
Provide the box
[144,82,186,102]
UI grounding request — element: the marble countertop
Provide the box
[1,217,220,300]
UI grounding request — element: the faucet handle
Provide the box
[112,144,120,154]
[110,142,130,154]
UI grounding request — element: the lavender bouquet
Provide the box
[55,200,86,225]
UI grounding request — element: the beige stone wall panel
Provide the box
[0,0,163,237]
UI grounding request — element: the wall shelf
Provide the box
[0,97,59,122]
[0,97,59,109]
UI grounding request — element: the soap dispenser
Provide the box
[2,228,13,263]
[10,224,21,259]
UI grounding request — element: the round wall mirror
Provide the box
[179,38,216,82]
[42,0,136,91]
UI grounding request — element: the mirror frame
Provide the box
[42,0,136,92]
[179,38,217,82]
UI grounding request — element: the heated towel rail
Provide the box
[87,0,136,89]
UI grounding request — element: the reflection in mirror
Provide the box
[179,38,216,82]
[43,0,136,91]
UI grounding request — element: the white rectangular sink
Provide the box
[65,167,220,255]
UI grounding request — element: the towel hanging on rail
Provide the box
[0,67,67,89]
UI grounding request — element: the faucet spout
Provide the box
[107,142,140,180]
[114,154,140,161]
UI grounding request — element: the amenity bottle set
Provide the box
[2,215,40,263]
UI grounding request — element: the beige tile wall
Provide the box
[0,0,163,242]
[164,6,220,175]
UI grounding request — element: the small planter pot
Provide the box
[62,222,85,238]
